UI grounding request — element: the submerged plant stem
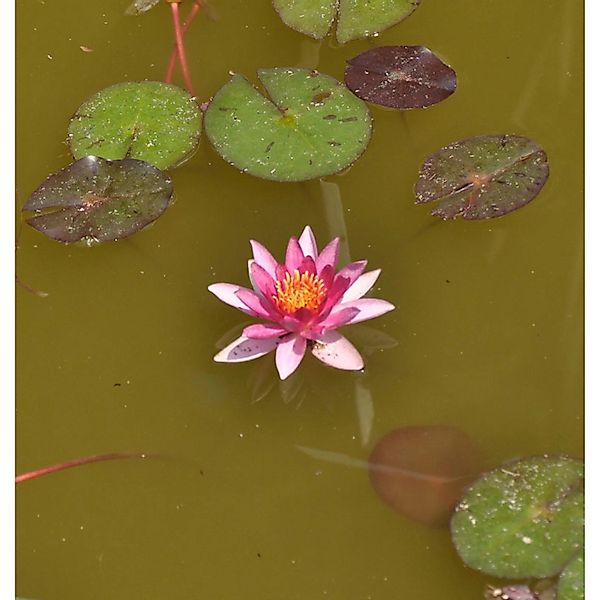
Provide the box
[15,452,147,483]
[168,2,196,96]
[15,275,48,298]
[165,0,202,85]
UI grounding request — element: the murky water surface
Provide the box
[16,1,583,598]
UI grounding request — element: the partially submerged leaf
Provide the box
[204,68,372,182]
[273,0,421,44]
[451,456,583,579]
[558,552,584,600]
[368,425,482,526]
[415,134,550,220]
[68,81,201,170]
[484,585,540,600]
[23,156,173,244]
[345,46,457,109]
[125,0,161,16]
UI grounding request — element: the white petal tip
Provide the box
[311,333,364,371]
[214,335,278,364]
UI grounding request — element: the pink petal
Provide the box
[275,334,307,379]
[250,240,278,277]
[319,264,335,288]
[336,260,367,287]
[250,262,276,298]
[292,307,315,325]
[275,263,287,282]
[247,260,259,292]
[243,323,287,339]
[341,269,381,302]
[319,274,351,315]
[316,237,340,274]
[285,237,304,272]
[316,306,360,332]
[208,283,259,317]
[236,288,278,320]
[214,335,278,363]
[298,226,318,258]
[281,315,302,333]
[311,331,364,371]
[334,298,395,325]
[299,255,317,275]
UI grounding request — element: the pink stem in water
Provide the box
[167,2,196,96]
[16,275,48,298]
[15,452,148,484]
[165,0,202,85]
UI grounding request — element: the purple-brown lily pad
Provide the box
[22,156,173,244]
[415,134,550,220]
[484,585,540,600]
[368,425,482,526]
[345,46,457,109]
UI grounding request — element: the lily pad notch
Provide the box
[414,134,550,220]
[273,0,422,44]
[204,68,372,182]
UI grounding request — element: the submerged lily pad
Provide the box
[558,552,584,600]
[22,156,173,243]
[451,456,583,579]
[368,425,481,526]
[68,81,201,170]
[273,0,421,44]
[204,68,372,182]
[345,46,457,109]
[415,134,549,220]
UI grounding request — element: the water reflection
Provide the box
[211,321,397,409]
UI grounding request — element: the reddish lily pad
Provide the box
[345,46,457,109]
[273,0,421,44]
[368,425,482,526]
[415,134,550,220]
[22,156,173,244]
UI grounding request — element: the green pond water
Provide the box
[16,1,583,598]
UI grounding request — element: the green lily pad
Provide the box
[22,156,173,244]
[273,0,421,44]
[558,552,584,600]
[204,68,372,182]
[68,81,201,170]
[414,134,550,220]
[451,456,583,579]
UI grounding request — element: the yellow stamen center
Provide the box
[273,270,327,315]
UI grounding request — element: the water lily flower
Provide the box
[208,226,395,380]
